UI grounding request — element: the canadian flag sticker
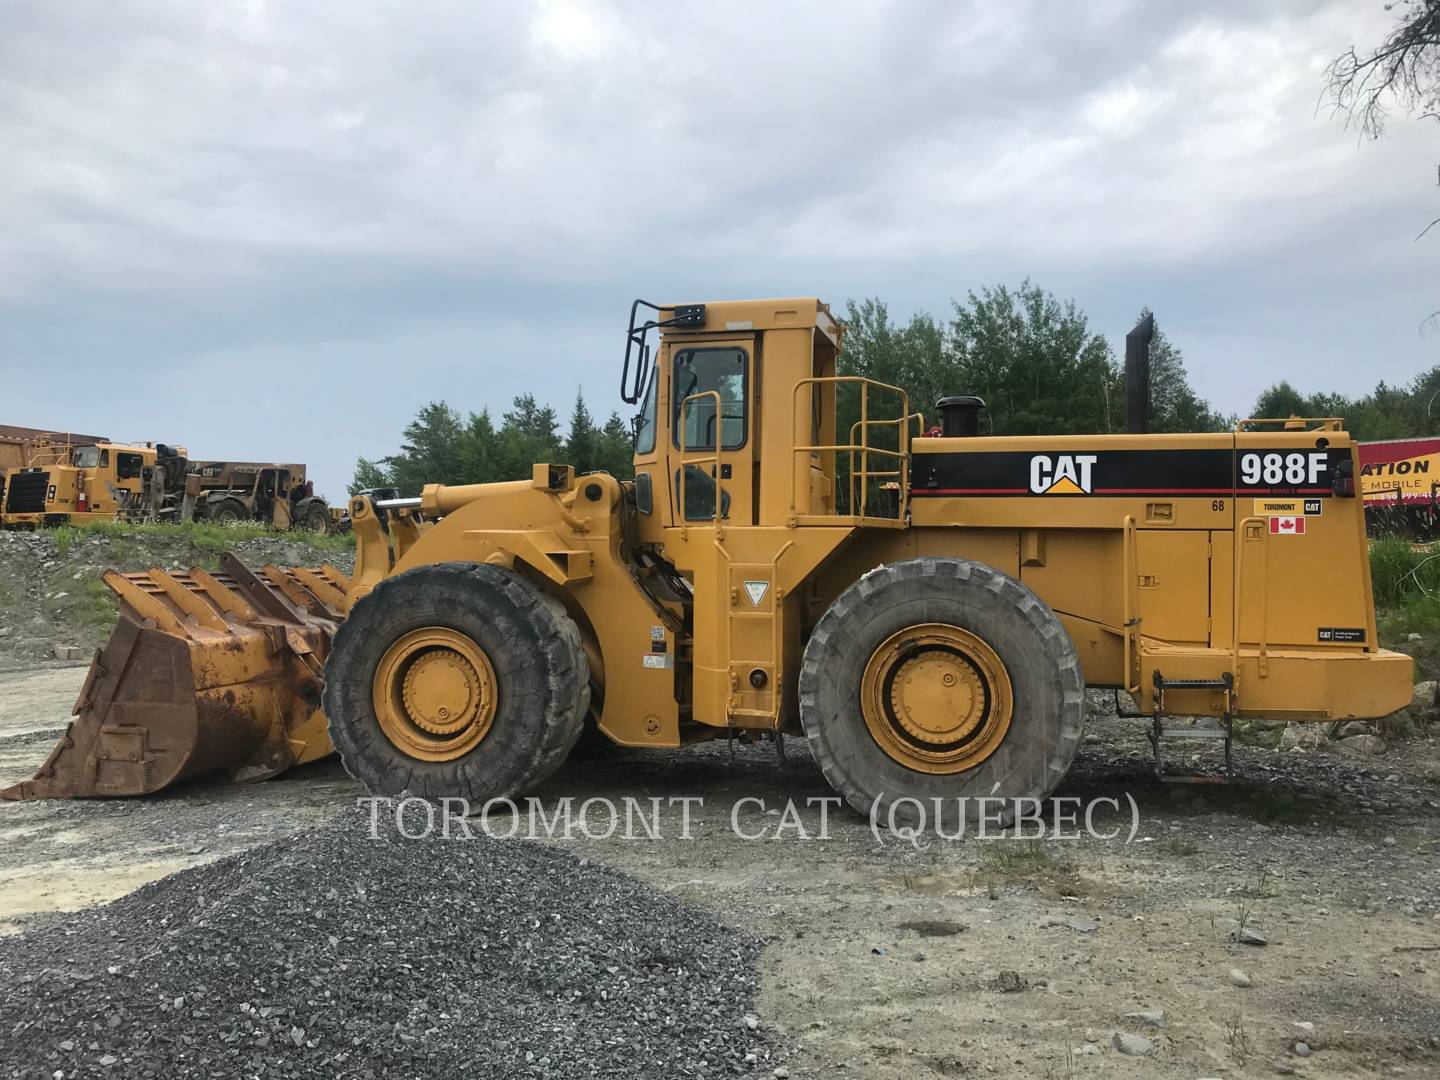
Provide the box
[1269,516,1305,536]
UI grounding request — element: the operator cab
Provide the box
[623,298,906,536]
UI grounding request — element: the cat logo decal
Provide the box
[1029,454,1097,495]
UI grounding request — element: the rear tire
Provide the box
[323,563,588,802]
[205,497,247,526]
[799,557,1084,828]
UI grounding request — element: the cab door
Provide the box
[663,338,756,527]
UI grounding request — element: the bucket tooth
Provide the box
[189,566,261,623]
[220,552,306,623]
[1,552,343,800]
[287,566,347,615]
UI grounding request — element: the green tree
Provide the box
[594,412,635,478]
[949,281,1120,435]
[1140,310,1231,433]
[495,394,562,480]
[457,409,498,484]
[349,457,391,495]
[839,298,948,418]
[385,401,467,495]
[563,390,597,475]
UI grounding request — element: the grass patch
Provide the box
[1371,539,1440,639]
[46,520,353,558]
[76,576,119,631]
[976,838,1054,873]
[1155,836,1200,857]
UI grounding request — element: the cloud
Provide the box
[0,0,1435,496]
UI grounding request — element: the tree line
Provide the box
[350,394,634,495]
[352,281,1439,494]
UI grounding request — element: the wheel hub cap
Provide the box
[373,627,497,761]
[860,623,1013,774]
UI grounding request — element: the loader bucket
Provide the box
[1,553,349,800]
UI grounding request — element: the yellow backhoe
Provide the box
[4,298,1413,821]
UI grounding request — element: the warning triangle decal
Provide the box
[743,581,770,607]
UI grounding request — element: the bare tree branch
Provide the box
[1325,1,1440,139]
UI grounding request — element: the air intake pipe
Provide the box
[936,395,986,437]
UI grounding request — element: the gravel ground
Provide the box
[2,677,1439,1076]
[0,809,775,1080]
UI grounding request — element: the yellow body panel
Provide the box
[2,441,156,526]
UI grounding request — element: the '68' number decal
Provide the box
[1238,451,1328,489]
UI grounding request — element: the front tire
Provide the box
[799,557,1084,827]
[292,497,331,534]
[323,563,589,802]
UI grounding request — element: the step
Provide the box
[1155,726,1230,740]
[1154,677,1232,692]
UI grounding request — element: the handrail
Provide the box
[1234,515,1269,682]
[1235,417,1344,433]
[791,376,911,522]
[679,390,724,535]
[846,415,913,510]
[1122,515,1139,693]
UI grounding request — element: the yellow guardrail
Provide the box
[791,376,911,523]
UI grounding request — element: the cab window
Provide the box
[634,369,658,456]
[73,446,101,468]
[116,453,143,480]
[672,347,747,451]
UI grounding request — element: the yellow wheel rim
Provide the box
[860,623,1012,774]
[372,627,498,761]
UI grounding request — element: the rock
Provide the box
[1123,1009,1166,1028]
[1112,1031,1153,1056]
[743,1014,760,1030]
[1068,915,1098,933]
[1234,926,1268,946]
[52,643,82,661]
[1413,680,1437,716]
[1337,733,1383,756]
[1280,724,1325,750]
[772,1069,791,1079]
[1408,633,1423,643]
[1332,720,1375,740]
[1076,1042,1100,1056]
[1228,968,1252,987]
[1294,1042,1311,1057]
[995,970,1027,993]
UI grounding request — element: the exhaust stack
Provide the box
[1125,313,1155,435]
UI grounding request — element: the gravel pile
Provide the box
[0,810,776,1079]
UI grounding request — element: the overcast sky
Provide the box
[1,1,1436,498]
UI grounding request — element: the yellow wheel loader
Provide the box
[4,298,1414,820]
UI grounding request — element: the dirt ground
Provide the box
[1,667,1437,1079]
